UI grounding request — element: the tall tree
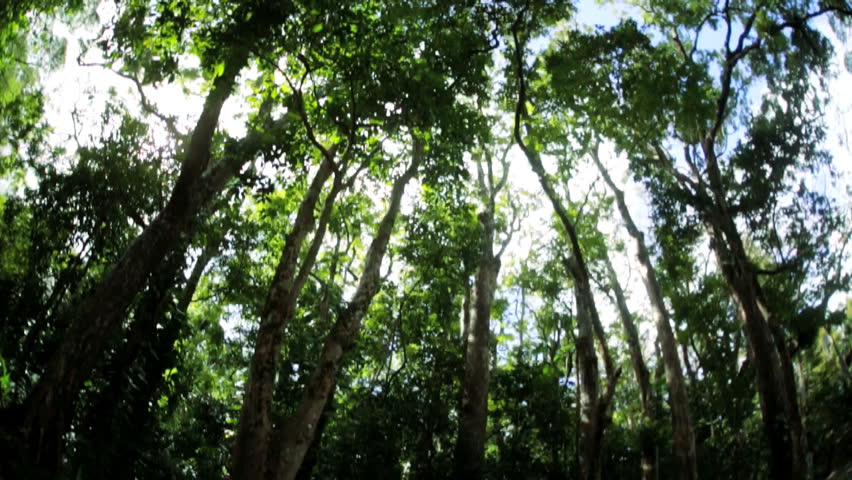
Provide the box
[17,5,291,468]
[593,149,698,480]
[454,142,514,479]
[510,8,619,478]
[231,155,345,480]
[543,5,851,475]
[267,135,424,480]
[601,252,657,480]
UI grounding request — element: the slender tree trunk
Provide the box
[454,210,501,479]
[294,273,342,480]
[701,142,805,480]
[586,269,619,419]
[603,254,656,480]
[293,379,336,480]
[266,138,423,480]
[519,149,607,479]
[512,24,611,476]
[19,48,250,472]
[571,268,604,480]
[461,280,472,342]
[593,152,698,480]
[453,147,511,478]
[231,160,335,480]
[516,143,610,480]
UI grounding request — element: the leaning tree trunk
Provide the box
[586,266,620,425]
[707,215,804,480]
[231,158,341,480]
[454,211,501,479]
[294,281,342,480]
[19,48,250,472]
[514,143,611,480]
[511,20,615,476]
[571,271,604,480]
[81,238,217,480]
[265,138,423,480]
[593,153,698,480]
[701,143,804,480]
[517,141,609,480]
[603,254,656,480]
[293,378,336,480]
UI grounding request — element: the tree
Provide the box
[454,140,516,479]
[593,147,698,480]
[17,5,290,469]
[510,9,621,476]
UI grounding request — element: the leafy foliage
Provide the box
[0,0,850,479]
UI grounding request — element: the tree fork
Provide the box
[267,136,424,480]
[231,158,339,480]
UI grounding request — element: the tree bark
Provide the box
[266,137,423,480]
[19,47,250,472]
[593,152,698,480]
[231,158,338,480]
[603,254,656,480]
[293,272,342,480]
[708,216,804,480]
[293,379,336,480]
[586,267,620,424]
[515,135,610,480]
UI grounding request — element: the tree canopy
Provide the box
[0,0,851,479]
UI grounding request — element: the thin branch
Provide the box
[493,142,513,198]
[651,142,701,194]
[496,196,522,259]
[78,60,181,138]
[255,50,339,170]
[575,176,599,221]
[754,257,802,276]
[672,28,690,59]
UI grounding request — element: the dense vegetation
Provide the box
[0,0,850,479]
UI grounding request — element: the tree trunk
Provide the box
[19,47,250,472]
[701,141,805,480]
[586,268,619,422]
[266,138,423,480]
[461,280,472,343]
[294,280,342,480]
[512,30,612,477]
[231,159,339,480]
[453,210,501,479]
[603,254,656,480]
[571,268,604,480]
[293,379,336,480]
[593,152,698,480]
[81,239,216,480]
[516,145,610,480]
[708,216,804,480]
